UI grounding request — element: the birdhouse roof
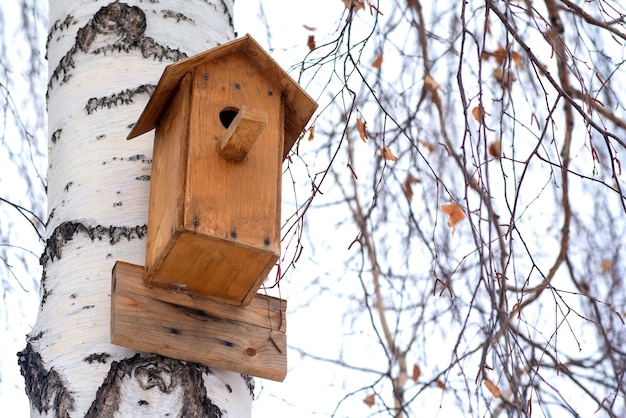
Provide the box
[127,34,317,159]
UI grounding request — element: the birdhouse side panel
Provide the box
[184,54,283,255]
[145,73,192,278]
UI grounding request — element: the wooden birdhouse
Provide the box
[128,34,316,305]
[111,34,317,381]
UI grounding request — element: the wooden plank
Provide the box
[220,106,267,161]
[111,262,287,381]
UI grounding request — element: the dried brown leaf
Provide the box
[308,125,315,141]
[472,105,488,124]
[372,53,383,68]
[493,67,517,89]
[483,45,523,68]
[357,118,368,142]
[594,398,609,414]
[441,203,465,229]
[380,146,398,162]
[511,50,524,68]
[492,45,506,64]
[363,393,375,407]
[342,0,365,12]
[303,24,316,31]
[403,174,421,199]
[424,74,440,93]
[307,35,316,51]
[412,364,421,382]
[488,139,501,158]
[418,139,435,153]
[484,379,501,398]
[601,259,612,274]
[436,379,447,390]
[482,44,506,64]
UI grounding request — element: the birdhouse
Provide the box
[127,34,317,305]
[110,34,317,382]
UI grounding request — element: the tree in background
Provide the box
[276,0,626,416]
[0,0,46,410]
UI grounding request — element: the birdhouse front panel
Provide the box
[144,51,285,305]
[185,52,283,251]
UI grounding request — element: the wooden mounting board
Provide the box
[111,261,287,381]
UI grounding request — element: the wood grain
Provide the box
[111,261,287,381]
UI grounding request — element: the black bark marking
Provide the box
[40,222,147,267]
[64,182,73,192]
[49,1,187,95]
[170,328,182,335]
[27,331,46,342]
[51,129,62,144]
[138,36,188,61]
[82,304,95,310]
[161,10,195,23]
[135,362,175,392]
[110,154,152,164]
[242,374,255,398]
[113,201,123,207]
[84,353,112,364]
[40,270,51,309]
[46,15,78,59]
[138,400,149,406]
[17,343,76,417]
[47,208,56,223]
[217,0,234,29]
[86,353,223,418]
[85,84,156,115]
[80,1,147,51]
[224,383,232,393]
[135,174,151,181]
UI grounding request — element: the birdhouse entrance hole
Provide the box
[219,107,239,129]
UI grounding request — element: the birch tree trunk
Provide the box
[18,1,254,416]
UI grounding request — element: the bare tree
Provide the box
[276,0,626,416]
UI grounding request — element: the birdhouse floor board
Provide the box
[111,261,287,381]
[148,232,277,305]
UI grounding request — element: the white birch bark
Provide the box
[18,1,254,416]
